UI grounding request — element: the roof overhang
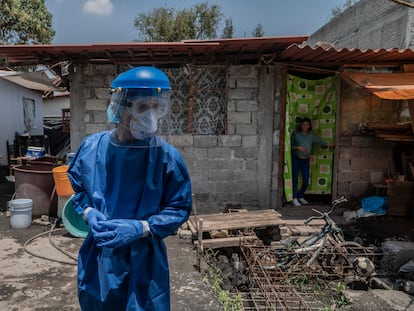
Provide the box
[0,36,308,66]
[342,71,414,100]
[0,70,66,92]
[279,44,414,67]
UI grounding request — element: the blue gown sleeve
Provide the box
[147,148,192,239]
[67,140,94,215]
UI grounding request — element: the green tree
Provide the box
[329,0,359,20]
[0,0,54,44]
[252,23,264,37]
[134,2,225,42]
[222,18,234,38]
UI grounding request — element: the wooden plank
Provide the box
[281,219,325,226]
[190,209,281,222]
[186,220,197,235]
[376,133,414,142]
[289,226,300,236]
[189,209,281,224]
[194,235,257,249]
[294,225,319,236]
[201,217,284,231]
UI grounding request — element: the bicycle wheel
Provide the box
[316,240,359,277]
[339,241,367,260]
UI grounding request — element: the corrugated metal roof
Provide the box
[0,36,308,66]
[279,44,414,66]
[1,37,414,67]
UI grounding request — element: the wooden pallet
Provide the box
[188,210,327,250]
[190,209,284,253]
[189,209,284,232]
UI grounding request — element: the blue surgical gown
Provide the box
[67,130,192,311]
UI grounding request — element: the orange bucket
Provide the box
[52,165,74,196]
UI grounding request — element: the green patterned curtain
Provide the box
[284,74,337,202]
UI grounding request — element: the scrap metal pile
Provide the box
[238,239,380,310]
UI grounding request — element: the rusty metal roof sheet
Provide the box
[0,36,308,66]
[279,44,414,66]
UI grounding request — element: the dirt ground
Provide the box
[0,196,414,310]
[0,211,221,311]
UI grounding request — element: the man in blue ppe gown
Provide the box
[67,66,192,311]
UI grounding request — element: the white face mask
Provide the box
[129,109,158,140]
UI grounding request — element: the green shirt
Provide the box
[292,131,327,159]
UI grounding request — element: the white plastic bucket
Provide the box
[9,199,33,229]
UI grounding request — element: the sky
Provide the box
[45,0,346,44]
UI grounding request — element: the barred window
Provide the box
[162,65,226,135]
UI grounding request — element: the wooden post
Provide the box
[197,218,203,272]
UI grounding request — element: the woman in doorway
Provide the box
[291,117,334,207]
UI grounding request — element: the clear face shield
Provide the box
[107,88,171,148]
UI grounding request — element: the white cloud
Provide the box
[83,0,113,16]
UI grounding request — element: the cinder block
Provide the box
[90,111,107,123]
[235,78,259,89]
[337,181,350,195]
[95,88,111,100]
[349,182,369,197]
[169,135,194,147]
[228,88,257,100]
[228,65,257,77]
[85,123,108,135]
[227,112,251,124]
[236,100,259,112]
[85,99,107,110]
[233,147,257,159]
[242,136,257,148]
[207,147,231,159]
[341,171,361,182]
[352,136,375,147]
[218,135,242,147]
[236,124,257,135]
[193,135,217,147]
[227,100,237,112]
[208,169,234,181]
[273,131,280,145]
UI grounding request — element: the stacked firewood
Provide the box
[359,122,413,142]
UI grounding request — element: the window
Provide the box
[162,65,226,135]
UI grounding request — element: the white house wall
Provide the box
[43,95,70,120]
[0,78,43,165]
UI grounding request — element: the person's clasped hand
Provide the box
[94,219,150,248]
[83,207,108,237]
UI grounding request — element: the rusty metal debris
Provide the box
[238,239,381,310]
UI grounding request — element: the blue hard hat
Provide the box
[111,66,170,92]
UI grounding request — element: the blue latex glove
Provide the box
[84,208,107,237]
[94,219,149,248]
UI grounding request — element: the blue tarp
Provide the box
[361,195,388,214]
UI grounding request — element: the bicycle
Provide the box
[273,196,371,278]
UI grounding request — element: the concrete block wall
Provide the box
[306,0,410,49]
[70,64,115,151]
[70,63,278,214]
[336,135,395,200]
